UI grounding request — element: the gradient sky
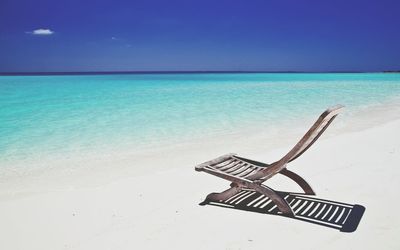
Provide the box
[1,0,400,72]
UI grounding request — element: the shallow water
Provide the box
[1,73,400,167]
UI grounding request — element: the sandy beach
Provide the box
[2,0,400,248]
[0,104,399,250]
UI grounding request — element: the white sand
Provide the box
[1,107,400,250]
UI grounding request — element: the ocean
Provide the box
[1,73,400,173]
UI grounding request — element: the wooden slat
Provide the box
[202,166,254,185]
[241,169,258,178]
[229,164,251,176]
[214,158,236,168]
[195,153,235,171]
[238,166,254,178]
[223,162,244,174]
[218,160,239,171]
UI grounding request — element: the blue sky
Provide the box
[1,0,399,72]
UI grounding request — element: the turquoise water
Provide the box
[1,73,400,164]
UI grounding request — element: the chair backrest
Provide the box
[278,105,344,164]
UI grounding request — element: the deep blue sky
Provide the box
[1,0,399,72]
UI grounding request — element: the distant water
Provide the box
[1,73,400,167]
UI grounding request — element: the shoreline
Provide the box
[1,98,400,198]
[0,100,399,249]
[1,71,399,76]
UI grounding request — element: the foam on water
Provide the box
[1,73,400,173]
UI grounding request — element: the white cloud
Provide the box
[28,29,54,35]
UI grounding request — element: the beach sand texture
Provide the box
[0,104,399,250]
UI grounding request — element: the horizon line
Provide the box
[0,70,399,76]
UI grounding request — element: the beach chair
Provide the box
[195,105,344,216]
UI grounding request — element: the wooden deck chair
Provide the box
[195,105,344,216]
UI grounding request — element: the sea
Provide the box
[1,73,400,174]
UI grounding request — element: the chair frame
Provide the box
[195,105,344,216]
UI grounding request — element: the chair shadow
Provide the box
[200,189,365,233]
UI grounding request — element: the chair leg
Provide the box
[280,168,316,195]
[201,185,241,204]
[250,184,295,216]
